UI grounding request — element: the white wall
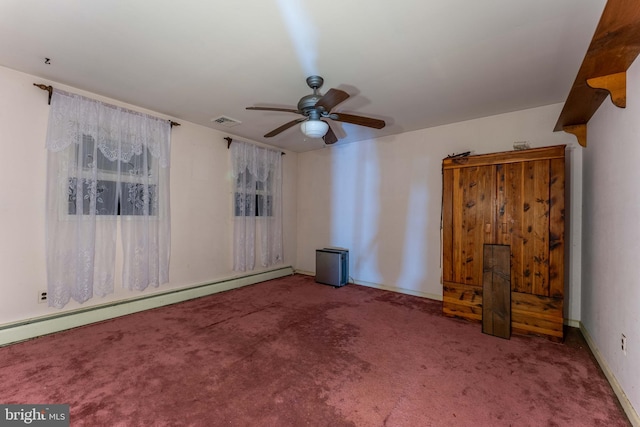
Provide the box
[296,104,583,321]
[0,65,297,325]
[582,58,640,415]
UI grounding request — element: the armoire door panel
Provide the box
[528,160,551,296]
[548,158,565,298]
[452,166,494,286]
[442,169,454,283]
[461,166,478,284]
[496,162,524,292]
[509,160,551,296]
[452,168,465,283]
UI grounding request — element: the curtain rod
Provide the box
[224,137,285,155]
[33,83,181,127]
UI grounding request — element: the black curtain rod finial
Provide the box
[33,83,53,105]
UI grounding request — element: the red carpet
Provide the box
[0,274,629,426]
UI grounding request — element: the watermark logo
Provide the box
[0,405,69,427]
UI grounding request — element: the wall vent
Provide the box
[211,116,241,128]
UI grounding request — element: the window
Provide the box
[67,178,157,216]
[77,134,151,175]
[66,135,157,216]
[234,169,273,217]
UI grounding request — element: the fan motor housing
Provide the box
[297,94,323,113]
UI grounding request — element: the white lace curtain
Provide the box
[45,89,171,308]
[230,141,283,271]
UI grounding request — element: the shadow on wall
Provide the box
[330,142,382,282]
[327,139,432,293]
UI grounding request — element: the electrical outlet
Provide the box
[621,333,627,355]
[38,290,48,304]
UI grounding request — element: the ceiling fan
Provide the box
[246,75,385,145]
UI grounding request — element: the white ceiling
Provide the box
[0,0,607,152]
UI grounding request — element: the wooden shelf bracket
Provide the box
[563,124,587,147]
[587,71,627,108]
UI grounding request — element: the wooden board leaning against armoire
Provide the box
[441,145,565,341]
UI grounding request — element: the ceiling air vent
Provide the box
[211,115,241,128]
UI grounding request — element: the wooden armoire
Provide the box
[441,145,565,341]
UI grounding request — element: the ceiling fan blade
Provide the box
[315,88,350,112]
[247,106,301,114]
[264,117,307,137]
[330,112,386,129]
[323,122,338,145]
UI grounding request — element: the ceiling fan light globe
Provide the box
[300,120,329,138]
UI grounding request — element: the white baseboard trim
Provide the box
[294,269,315,277]
[353,278,443,301]
[0,266,294,347]
[294,270,443,301]
[565,318,580,328]
[580,322,639,426]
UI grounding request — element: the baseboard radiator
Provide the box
[0,266,294,347]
